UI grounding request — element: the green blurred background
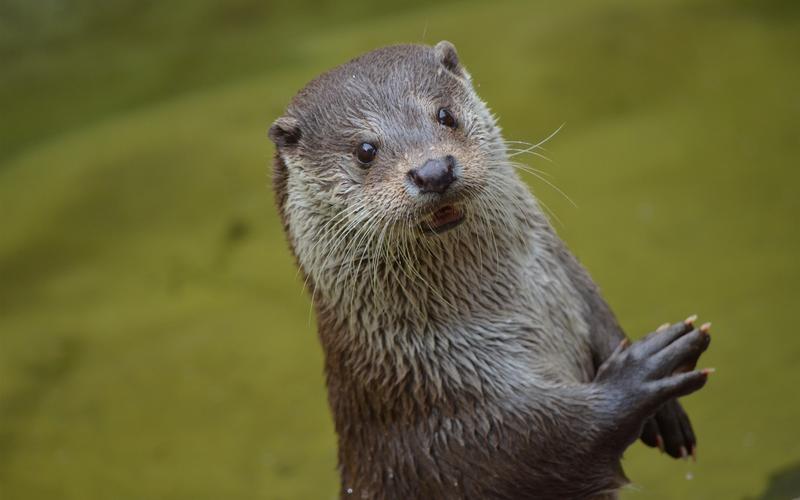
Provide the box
[1,0,798,498]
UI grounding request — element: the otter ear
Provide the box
[269,116,302,149]
[434,40,467,78]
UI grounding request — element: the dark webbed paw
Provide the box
[640,399,696,459]
[595,317,713,450]
[640,318,706,459]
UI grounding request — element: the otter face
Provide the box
[269,41,523,296]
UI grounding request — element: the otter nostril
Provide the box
[407,169,425,188]
[444,155,456,175]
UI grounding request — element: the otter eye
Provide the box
[437,107,457,129]
[355,142,377,165]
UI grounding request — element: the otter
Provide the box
[268,41,712,500]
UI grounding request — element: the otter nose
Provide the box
[407,155,457,194]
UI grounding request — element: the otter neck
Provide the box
[307,185,583,421]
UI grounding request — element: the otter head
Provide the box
[269,41,531,310]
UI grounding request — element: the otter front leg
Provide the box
[483,321,713,499]
[594,320,713,453]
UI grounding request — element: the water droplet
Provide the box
[345,487,353,495]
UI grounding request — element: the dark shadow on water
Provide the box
[213,216,252,269]
[745,461,800,500]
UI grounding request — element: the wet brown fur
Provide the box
[269,42,704,500]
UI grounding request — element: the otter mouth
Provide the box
[422,205,465,234]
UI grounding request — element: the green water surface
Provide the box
[1,0,798,498]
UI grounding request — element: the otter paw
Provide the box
[640,399,697,460]
[595,317,713,419]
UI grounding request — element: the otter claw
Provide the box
[600,318,711,458]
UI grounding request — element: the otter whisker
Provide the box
[536,197,565,228]
[504,142,554,158]
[459,184,492,272]
[383,224,407,300]
[303,201,373,324]
[469,185,501,268]
[507,122,564,156]
[493,141,554,164]
[343,213,385,314]
[324,208,369,273]
[391,222,424,315]
[369,213,393,300]
[393,221,416,306]
[301,202,368,314]
[467,185,500,274]
[327,207,376,306]
[338,219,373,286]
[491,159,577,209]
[507,161,556,180]
[493,165,566,228]
[507,149,554,163]
[422,232,459,312]
[401,218,454,312]
[474,177,530,248]
[300,200,368,281]
[318,221,368,297]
